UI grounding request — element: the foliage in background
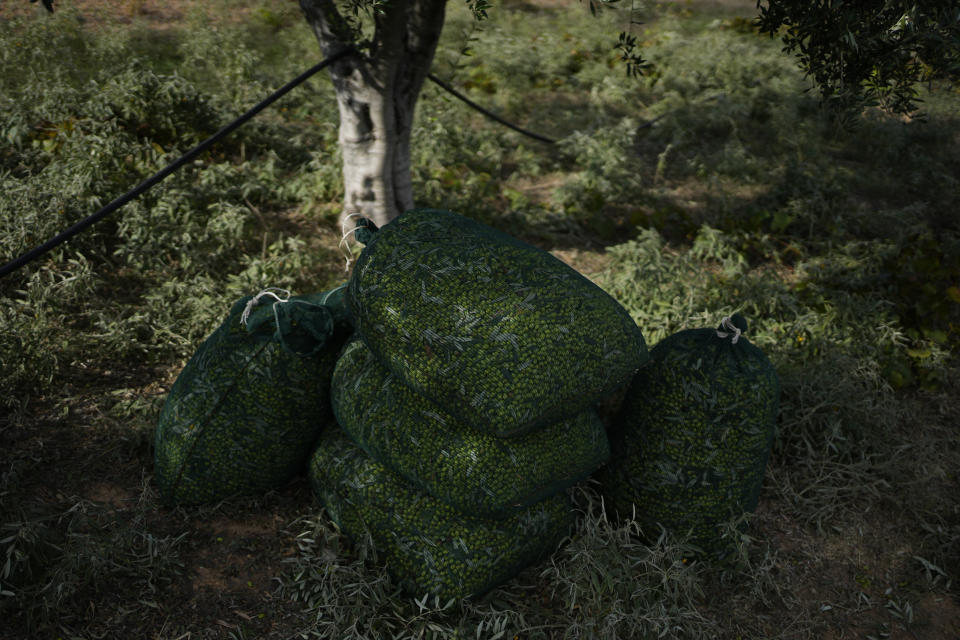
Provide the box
[756,0,960,122]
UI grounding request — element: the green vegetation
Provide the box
[348,208,649,437]
[597,313,780,558]
[308,424,575,602]
[331,337,610,519]
[1,0,957,638]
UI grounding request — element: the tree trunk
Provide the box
[299,0,447,237]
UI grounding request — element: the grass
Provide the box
[1,0,959,637]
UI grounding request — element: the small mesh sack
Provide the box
[330,337,609,519]
[154,285,353,505]
[346,208,648,437]
[596,314,779,558]
[308,425,575,601]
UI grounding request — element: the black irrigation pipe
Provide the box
[1,45,671,281]
[425,72,680,139]
[0,47,356,280]
[426,72,558,145]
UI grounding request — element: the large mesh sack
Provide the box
[595,314,779,558]
[330,337,609,519]
[346,208,648,437]
[154,285,353,505]
[308,425,575,601]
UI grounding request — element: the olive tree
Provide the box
[757,0,960,121]
[299,0,959,232]
[28,0,959,233]
[32,0,644,232]
[295,0,646,232]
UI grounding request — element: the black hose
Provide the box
[0,47,357,280]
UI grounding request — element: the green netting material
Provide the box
[154,284,353,505]
[346,208,649,437]
[596,313,779,557]
[308,425,575,601]
[330,337,610,519]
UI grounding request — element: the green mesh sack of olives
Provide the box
[308,425,575,601]
[330,337,610,519]
[154,285,353,505]
[596,314,779,558]
[346,208,648,438]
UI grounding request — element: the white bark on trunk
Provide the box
[299,0,447,235]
